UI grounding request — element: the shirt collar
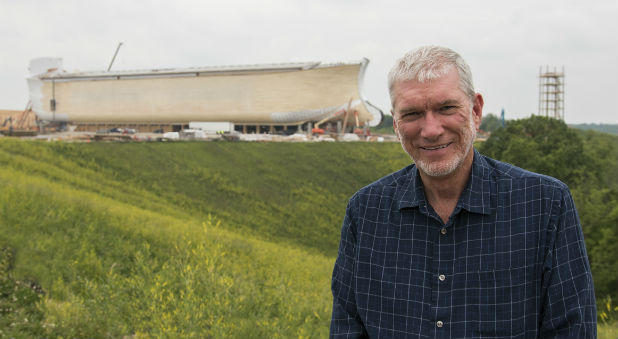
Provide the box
[397,149,493,215]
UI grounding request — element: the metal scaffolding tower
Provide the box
[538,66,565,120]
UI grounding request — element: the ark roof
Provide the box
[38,60,363,81]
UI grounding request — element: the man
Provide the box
[330,46,596,338]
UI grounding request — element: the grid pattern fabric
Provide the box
[330,150,596,338]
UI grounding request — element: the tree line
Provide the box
[479,115,617,303]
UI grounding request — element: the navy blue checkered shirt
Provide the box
[330,150,596,338]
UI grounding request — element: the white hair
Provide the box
[388,46,475,107]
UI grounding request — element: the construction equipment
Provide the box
[0,101,39,136]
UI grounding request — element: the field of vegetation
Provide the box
[0,116,616,338]
[0,138,411,338]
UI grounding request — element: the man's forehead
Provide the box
[394,86,465,109]
[393,74,467,108]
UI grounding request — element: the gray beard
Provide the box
[399,114,477,178]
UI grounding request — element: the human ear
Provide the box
[472,93,484,128]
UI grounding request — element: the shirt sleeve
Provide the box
[540,186,597,339]
[330,198,368,339]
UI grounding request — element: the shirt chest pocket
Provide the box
[470,267,531,338]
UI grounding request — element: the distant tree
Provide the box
[479,113,502,133]
[575,129,618,189]
[570,123,618,136]
[572,187,618,300]
[570,129,618,300]
[480,115,618,301]
[479,115,587,186]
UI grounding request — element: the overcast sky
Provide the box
[1,0,616,124]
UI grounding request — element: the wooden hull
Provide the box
[28,59,383,127]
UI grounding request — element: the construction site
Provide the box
[2,55,388,142]
[2,54,568,142]
[538,66,565,121]
[0,107,39,137]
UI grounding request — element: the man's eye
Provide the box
[401,112,421,120]
[438,106,460,114]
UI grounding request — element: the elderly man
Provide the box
[330,46,596,338]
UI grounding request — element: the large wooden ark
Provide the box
[27,57,383,133]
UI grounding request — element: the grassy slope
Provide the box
[0,139,410,338]
[1,138,615,337]
[45,141,411,256]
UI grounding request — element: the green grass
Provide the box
[29,141,411,256]
[598,322,618,339]
[0,139,410,338]
[0,138,615,338]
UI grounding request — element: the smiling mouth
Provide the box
[421,143,451,151]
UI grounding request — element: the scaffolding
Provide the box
[538,66,565,120]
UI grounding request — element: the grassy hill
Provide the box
[0,139,411,338]
[1,135,616,338]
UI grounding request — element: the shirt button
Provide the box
[440,228,447,235]
[439,274,446,281]
[436,320,444,328]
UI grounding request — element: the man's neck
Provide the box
[419,152,474,224]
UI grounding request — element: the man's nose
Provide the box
[420,111,444,139]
